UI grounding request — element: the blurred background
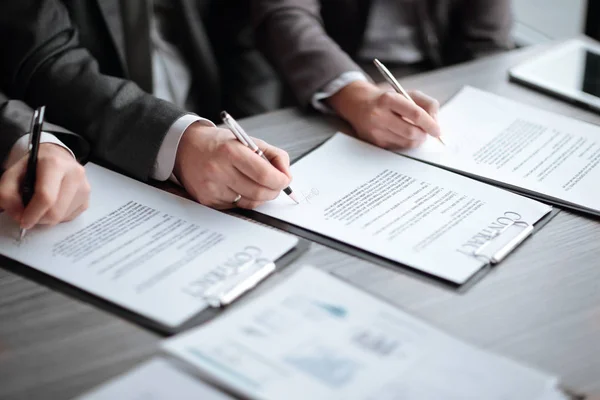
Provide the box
[513,0,595,45]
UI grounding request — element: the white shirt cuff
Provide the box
[151,114,216,181]
[311,71,370,114]
[4,132,76,170]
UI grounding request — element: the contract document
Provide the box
[402,86,600,215]
[0,164,298,329]
[163,266,561,400]
[256,133,551,285]
[77,358,233,400]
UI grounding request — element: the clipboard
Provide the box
[0,235,310,336]
[238,206,559,292]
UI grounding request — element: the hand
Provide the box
[326,80,441,149]
[173,123,292,210]
[0,143,91,229]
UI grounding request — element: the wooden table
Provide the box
[1,41,599,399]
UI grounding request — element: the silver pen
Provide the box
[373,58,445,146]
[221,111,299,204]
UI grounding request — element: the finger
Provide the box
[255,139,292,178]
[38,175,81,225]
[63,203,88,222]
[229,144,290,191]
[189,180,238,210]
[0,157,27,222]
[234,196,264,210]
[409,90,440,119]
[228,166,280,202]
[20,167,63,229]
[380,92,441,136]
[379,109,428,142]
[367,128,421,150]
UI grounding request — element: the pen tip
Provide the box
[220,110,228,120]
[437,135,446,146]
[289,192,300,205]
[19,228,25,241]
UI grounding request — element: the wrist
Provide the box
[326,80,380,123]
[173,122,219,182]
[40,142,74,160]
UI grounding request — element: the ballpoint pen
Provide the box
[221,111,299,204]
[373,58,446,146]
[19,106,46,241]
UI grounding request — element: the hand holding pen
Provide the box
[373,59,445,145]
[324,60,442,150]
[0,106,91,240]
[221,111,298,205]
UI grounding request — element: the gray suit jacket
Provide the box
[0,91,89,173]
[0,0,276,181]
[253,0,514,107]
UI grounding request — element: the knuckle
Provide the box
[256,168,272,184]
[203,181,219,196]
[279,149,290,163]
[250,186,267,200]
[36,189,55,206]
[43,155,63,169]
[219,140,237,156]
[378,91,395,106]
[45,209,62,225]
[405,107,421,122]
[83,181,92,196]
[407,126,423,140]
[73,164,86,178]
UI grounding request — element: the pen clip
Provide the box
[202,257,276,308]
[468,220,534,265]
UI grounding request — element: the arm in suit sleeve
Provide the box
[252,0,364,108]
[0,0,187,181]
[455,0,514,61]
[0,91,89,166]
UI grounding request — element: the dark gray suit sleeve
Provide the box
[252,0,364,108]
[455,0,514,60]
[0,92,90,166]
[0,0,187,181]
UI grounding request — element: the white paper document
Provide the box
[163,266,560,400]
[76,358,233,400]
[256,133,551,284]
[0,164,298,328]
[402,86,600,215]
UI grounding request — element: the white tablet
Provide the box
[509,37,600,112]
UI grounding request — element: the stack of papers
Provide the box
[162,266,563,400]
[255,133,551,285]
[402,86,600,215]
[0,164,298,330]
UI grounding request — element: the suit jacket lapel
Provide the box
[96,0,129,75]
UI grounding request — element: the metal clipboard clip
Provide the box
[202,258,276,308]
[471,220,534,265]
